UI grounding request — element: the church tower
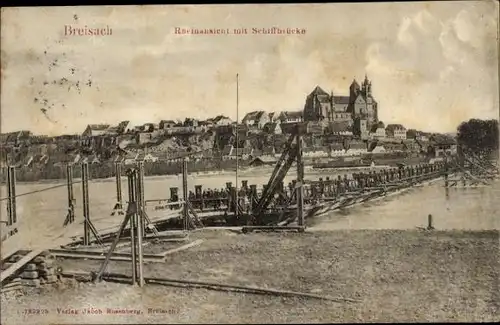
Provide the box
[349,79,360,100]
[329,90,335,121]
[362,74,370,95]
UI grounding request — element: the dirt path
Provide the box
[2,229,498,324]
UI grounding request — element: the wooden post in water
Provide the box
[296,133,305,228]
[66,164,75,224]
[137,161,146,237]
[128,169,138,285]
[182,158,189,231]
[6,166,17,234]
[111,162,124,215]
[82,162,91,246]
[134,167,144,287]
[427,214,434,230]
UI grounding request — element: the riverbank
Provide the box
[1,229,498,324]
[0,159,247,184]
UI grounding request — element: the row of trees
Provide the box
[457,119,499,156]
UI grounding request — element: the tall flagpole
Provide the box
[235,73,239,218]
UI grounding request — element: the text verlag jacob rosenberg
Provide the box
[174,27,306,35]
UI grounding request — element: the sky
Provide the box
[1,2,498,136]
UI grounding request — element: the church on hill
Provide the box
[303,75,379,131]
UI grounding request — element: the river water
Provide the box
[1,167,499,248]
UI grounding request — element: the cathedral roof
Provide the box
[333,96,350,105]
[310,86,329,97]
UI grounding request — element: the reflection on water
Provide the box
[1,170,499,245]
[310,180,500,230]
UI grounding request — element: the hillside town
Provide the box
[0,76,457,178]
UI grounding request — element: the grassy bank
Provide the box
[1,229,498,324]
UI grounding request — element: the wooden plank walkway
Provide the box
[0,249,43,283]
[49,251,163,263]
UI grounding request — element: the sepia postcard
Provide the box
[0,1,499,324]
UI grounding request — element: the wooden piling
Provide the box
[6,166,17,227]
[296,133,304,227]
[82,163,90,246]
[182,158,189,231]
[113,162,123,214]
[427,214,434,230]
[128,170,138,285]
[136,192,144,286]
[137,161,146,236]
[66,164,75,224]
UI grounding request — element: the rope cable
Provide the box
[0,179,82,202]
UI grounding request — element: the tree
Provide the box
[457,119,499,155]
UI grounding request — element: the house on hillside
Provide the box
[141,123,160,132]
[370,144,386,154]
[1,131,32,145]
[402,139,419,152]
[212,115,232,126]
[385,124,407,140]
[369,121,386,139]
[159,120,176,130]
[303,146,329,159]
[268,112,278,123]
[82,124,111,137]
[199,119,214,128]
[429,134,457,157]
[167,125,197,135]
[384,143,407,153]
[329,143,345,156]
[345,142,368,156]
[105,127,119,136]
[136,132,158,145]
[116,121,133,134]
[242,111,269,129]
[417,132,430,142]
[221,145,253,160]
[249,156,277,167]
[184,118,199,128]
[278,111,304,123]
